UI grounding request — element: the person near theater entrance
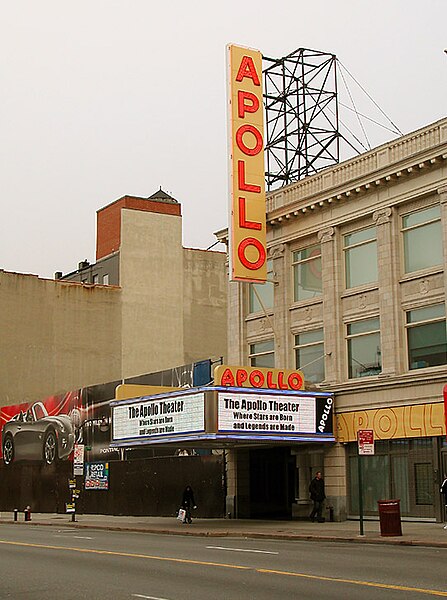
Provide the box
[181,485,197,524]
[309,471,326,522]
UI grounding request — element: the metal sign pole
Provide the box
[357,430,374,536]
[358,449,364,536]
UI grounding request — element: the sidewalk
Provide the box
[1,512,447,548]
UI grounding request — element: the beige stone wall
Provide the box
[226,117,447,403]
[119,208,185,379]
[182,248,227,365]
[0,271,122,405]
[221,117,447,519]
[1,204,228,406]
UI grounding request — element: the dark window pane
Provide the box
[408,321,447,369]
[414,463,433,505]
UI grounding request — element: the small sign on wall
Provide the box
[73,443,85,476]
[85,461,109,490]
[357,429,375,455]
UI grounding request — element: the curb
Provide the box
[2,519,447,548]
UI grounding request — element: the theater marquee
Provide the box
[218,391,323,436]
[227,44,267,283]
[112,392,205,443]
[111,387,334,448]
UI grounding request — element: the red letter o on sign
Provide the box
[236,124,263,156]
[249,370,264,387]
[238,238,266,270]
[288,373,303,390]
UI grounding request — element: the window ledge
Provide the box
[245,310,274,322]
[340,283,379,299]
[399,266,443,284]
[289,297,323,311]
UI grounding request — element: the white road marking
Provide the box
[206,545,278,555]
[132,595,170,600]
[57,529,78,533]
[54,534,93,540]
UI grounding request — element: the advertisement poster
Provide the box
[85,461,109,490]
[0,390,81,467]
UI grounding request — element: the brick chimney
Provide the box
[96,189,181,260]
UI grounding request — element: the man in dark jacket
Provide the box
[181,485,197,524]
[309,471,326,522]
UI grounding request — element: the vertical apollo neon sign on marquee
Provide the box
[227,44,267,283]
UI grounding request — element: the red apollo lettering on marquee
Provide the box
[236,124,263,156]
[288,373,304,390]
[277,372,289,390]
[238,90,260,118]
[249,370,264,387]
[217,366,304,391]
[266,371,278,389]
[236,369,248,386]
[237,237,266,270]
[220,368,235,386]
[235,56,261,85]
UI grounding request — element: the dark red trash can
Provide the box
[377,499,402,536]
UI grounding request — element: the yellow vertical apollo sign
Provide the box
[227,44,267,283]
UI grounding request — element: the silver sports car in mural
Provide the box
[2,401,75,466]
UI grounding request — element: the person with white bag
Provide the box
[180,485,197,524]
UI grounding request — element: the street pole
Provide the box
[358,451,364,536]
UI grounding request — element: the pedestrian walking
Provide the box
[309,471,326,522]
[181,485,197,524]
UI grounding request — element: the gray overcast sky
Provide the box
[1,0,446,278]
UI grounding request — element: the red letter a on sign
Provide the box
[236,56,260,86]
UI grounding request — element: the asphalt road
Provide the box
[0,524,446,599]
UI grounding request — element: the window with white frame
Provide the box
[347,317,381,378]
[102,274,109,285]
[294,329,325,383]
[93,274,99,284]
[344,226,378,289]
[406,304,447,370]
[249,259,274,313]
[292,244,322,302]
[402,205,442,274]
[249,339,274,368]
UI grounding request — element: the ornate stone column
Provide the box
[438,187,447,312]
[373,207,398,376]
[317,226,340,383]
[269,243,286,367]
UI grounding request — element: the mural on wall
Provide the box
[0,359,214,466]
[1,391,81,466]
[0,359,225,516]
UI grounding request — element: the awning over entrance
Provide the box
[110,386,335,449]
